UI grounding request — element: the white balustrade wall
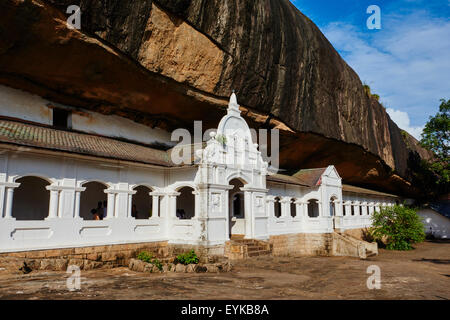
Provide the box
[266,174,397,235]
[0,147,398,253]
[0,149,203,252]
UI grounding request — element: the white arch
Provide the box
[227,173,250,186]
[79,180,112,189]
[171,182,198,193]
[12,174,54,185]
[130,183,156,192]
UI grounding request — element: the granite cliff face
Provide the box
[0,0,433,197]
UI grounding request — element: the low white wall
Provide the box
[0,148,171,252]
[0,217,165,253]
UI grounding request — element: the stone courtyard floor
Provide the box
[0,240,448,300]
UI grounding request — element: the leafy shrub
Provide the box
[151,258,163,271]
[137,251,163,271]
[361,228,376,243]
[137,251,153,263]
[371,205,425,250]
[174,250,199,265]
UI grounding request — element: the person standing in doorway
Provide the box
[91,209,101,221]
[96,202,103,220]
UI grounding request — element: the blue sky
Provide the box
[290,0,450,139]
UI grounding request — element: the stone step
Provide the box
[226,238,273,260]
[366,250,377,258]
[247,246,269,253]
[248,250,271,257]
[232,240,259,244]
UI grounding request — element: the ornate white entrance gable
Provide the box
[197,93,268,186]
[195,93,270,243]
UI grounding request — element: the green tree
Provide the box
[420,99,450,185]
[371,205,425,251]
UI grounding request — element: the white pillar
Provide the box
[301,202,308,217]
[266,196,276,218]
[74,191,81,219]
[333,200,341,216]
[354,201,361,215]
[152,195,159,218]
[127,193,133,218]
[47,189,59,219]
[106,192,115,219]
[344,201,352,216]
[244,191,253,238]
[318,201,323,217]
[167,194,178,238]
[4,187,16,219]
[280,197,291,218]
[368,203,374,215]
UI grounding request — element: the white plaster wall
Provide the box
[71,111,174,148]
[418,209,450,239]
[0,85,175,148]
[0,85,52,125]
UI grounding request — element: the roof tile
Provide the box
[0,120,173,167]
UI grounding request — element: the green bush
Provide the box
[371,205,425,250]
[174,250,199,265]
[151,258,163,271]
[137,251,163,271]
[137,251,153,263]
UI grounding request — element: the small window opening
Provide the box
[53,108,71,129]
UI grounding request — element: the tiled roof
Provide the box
[167,142,206,165]
[267,173,311,187]
[268,170,400,198]
[342,184,399,198]
[0,120,173,167]
[267,168,327,187]
[292,168,327,187]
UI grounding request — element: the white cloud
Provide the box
[322,11,450,137]
[386,108,424,140]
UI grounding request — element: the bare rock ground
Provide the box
[0,241,448,300]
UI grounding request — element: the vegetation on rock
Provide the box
[363,83,381,102]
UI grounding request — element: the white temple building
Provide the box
[0,85,398,254]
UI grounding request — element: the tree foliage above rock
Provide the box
[421,99,450,186]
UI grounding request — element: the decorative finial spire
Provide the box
[228,91,239,111]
